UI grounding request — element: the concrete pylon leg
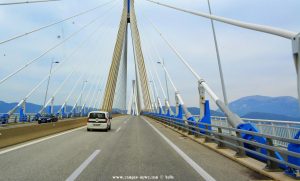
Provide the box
[129,0,152,111]
[101,0,128,112]
[102,0,152,113]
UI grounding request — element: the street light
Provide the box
[43,60,59,112]
[149,80,157,100]
[206,0,228,105]
[148,80,156,110]
[157,60,170,102]
[79,80,88,112]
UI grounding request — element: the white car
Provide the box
[87,111,111,131]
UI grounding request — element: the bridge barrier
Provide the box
[210,116,300,148]
[0,112,90,126]
[144,112,300,179]
[0,117,87,149]
[0,114,125,149]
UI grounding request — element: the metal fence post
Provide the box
[173,119,178,129]
[287,124,292,139]
[194,122,201,138]
[188,121,194,135]
[264,137,280,171]
[235,131,246,157]
[217,127,226,148]
[180,119,186,132]
[204,124,213,142]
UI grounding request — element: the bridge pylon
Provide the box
[101,0,152,113]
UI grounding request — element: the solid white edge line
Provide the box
[66,149,101,181]
[141,117,216,181]
[0,126,86,155]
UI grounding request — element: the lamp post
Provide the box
[149,80,157,99]
[157,60,170,102]
[79,80,88,113]
[149,80,157,111]
[206,0,228,105]
[43,60,59,112]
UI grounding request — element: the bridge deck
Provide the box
[0,116,269,181]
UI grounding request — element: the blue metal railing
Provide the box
[143,111,300,179]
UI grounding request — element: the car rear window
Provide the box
[89,113,106,119]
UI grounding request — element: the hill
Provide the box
[227,95,300,119]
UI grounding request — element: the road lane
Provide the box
[142,117,216,181]
[77,116,207,181]
[142,116,270,181]
[0,115,269,181]
[0,116,128,181]
[0,126,86,155]
[66,149,101,181]
[115,127,122,133]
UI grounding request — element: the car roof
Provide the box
[89,111,108,114]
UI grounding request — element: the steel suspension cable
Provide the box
[139,22,189,115]
[79,41,109,111]
[81,45,110,112]
[0,0,115,45]
[206,0,228,106]
[93,78,105,110]
[141,35,173,113]
[0,0,61,6]
[0,1,118,85]
[144,0,297,39]
[86,20,116,110]
[142,13,244,127]
[140,20,177,93]
[89,76,104,110]
[80,73,99,112]
[40,9,116,112]
[59,28,116,113]
[137,22,169,112]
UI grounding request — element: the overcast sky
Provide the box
[0,0,299,110]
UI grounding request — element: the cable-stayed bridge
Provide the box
[0,0,299,180]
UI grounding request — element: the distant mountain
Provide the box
[161,106,223,116]
[0,101,73,113]
[242,112,300,121]
[0,101,16,112]
[187,107,224,117]
[1,95,300,121]
[227,95,300,119]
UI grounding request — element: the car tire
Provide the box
[87,128,90,131]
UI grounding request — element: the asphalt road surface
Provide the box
[0,116,270,181]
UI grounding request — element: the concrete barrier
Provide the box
[0,118,87,149]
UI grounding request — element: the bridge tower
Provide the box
[101,0,152,113]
